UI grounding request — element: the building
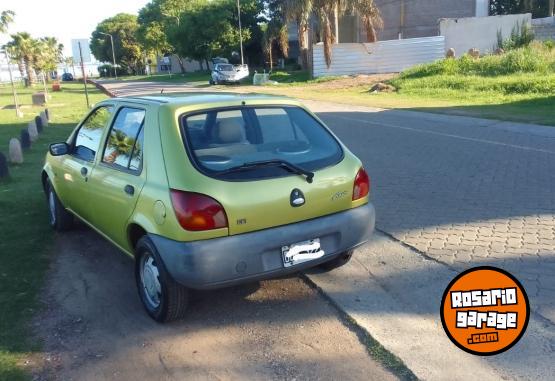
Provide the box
[375,0,489,40]
[288,0,490,51]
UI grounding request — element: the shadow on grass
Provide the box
[407,95,555,126]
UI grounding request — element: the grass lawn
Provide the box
[0,81,106,380]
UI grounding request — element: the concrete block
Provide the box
[8,138,23,164]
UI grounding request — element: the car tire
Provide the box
[135,236,189,322]
[319,250,354,271]
[46,178,73,231]
[209,79,214,85]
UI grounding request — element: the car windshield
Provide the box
[181,106,343,181]
[217,64,234,71]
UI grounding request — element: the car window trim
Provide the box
[99,105,146,176]
[70,104,115,162]
[179,105,344,182]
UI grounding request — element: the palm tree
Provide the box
[105,130,136,164]
[0,10,14,34]
[64,56,76,76]
[313,0,336,68]
[261,21,289,71]
[345,0,383,43]
[312,0,382,68]
[6,32,37,85]
[35,37,63,82]
[282,0,312,70]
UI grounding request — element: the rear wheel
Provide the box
[319,250,354,271]
[46,178,73,231]
[135,236,189,322]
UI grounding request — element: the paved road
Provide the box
[90,80,555,379]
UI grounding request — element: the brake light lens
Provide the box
[352,167,370,200]
[170,190,228,231]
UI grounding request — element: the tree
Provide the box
[282,0,312,70]
[0,9,15,33]
[34,37,64,82]
[137,1,172,56]
[309,0,382,68]
[167,0,252,67]
[137,0,204,73]
[90,13,144,74]
[5,32,37,85]
[346,0,382,43]
[260,21,288,70]
[490,0,553,18]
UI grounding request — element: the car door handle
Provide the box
[124,185,135,196]
[80,167,88,177]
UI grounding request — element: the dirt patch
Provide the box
[309,74,398,91]
[31,225,396,381]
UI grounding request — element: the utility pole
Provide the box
[78,42,90,108]
[399,0,405,39]
[99,32,117,79]
[237,0,244,65]
[2,50,22,117]
[549,0,554,17]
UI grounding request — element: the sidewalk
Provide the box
[306,232,555,380]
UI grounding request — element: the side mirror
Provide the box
[49,142,69,156]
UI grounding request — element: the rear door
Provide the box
[86,106,147,248]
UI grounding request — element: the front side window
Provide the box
[103,107,145,172]
[181,106,343,181]
[74,106,113,161]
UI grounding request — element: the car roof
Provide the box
[111,92,299,107]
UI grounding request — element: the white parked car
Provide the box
[210,63,249,85]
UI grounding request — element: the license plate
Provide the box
[281,238,325,267]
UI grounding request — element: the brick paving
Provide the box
[313,105,555,325]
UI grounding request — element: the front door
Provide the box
[86,106,147,249]
[58,105,114,222]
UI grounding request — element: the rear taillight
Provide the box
[170,190,228,231]
[352,167,370,201]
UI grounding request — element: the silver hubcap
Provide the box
[141,254,161,309]
[48,190,56,225]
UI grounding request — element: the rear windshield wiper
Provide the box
[216,159,314,183]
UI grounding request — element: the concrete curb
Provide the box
[88,80,116,98]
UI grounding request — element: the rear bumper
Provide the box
[150,203,375,290]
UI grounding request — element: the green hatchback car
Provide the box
[42,93,375,322]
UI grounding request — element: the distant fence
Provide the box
[532,16,555,41]
[312,36,445,78]
[440,13,532,55]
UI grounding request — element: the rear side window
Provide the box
[181,106,343,181]
[74,106,113,161]
[102,107,145,172]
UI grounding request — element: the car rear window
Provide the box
[181,106,343,181]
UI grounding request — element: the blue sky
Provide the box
[1,0,149,56]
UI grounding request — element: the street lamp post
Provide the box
[99,32,117,79]
[1,50,22,117]
[236,0,244,65]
